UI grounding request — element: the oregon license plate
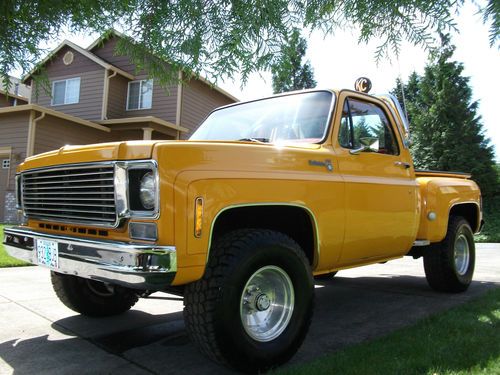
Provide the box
[35,239,59,269]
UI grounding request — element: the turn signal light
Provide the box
[194,197,204,238]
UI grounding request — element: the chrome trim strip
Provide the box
[20,161,116,173]
[21,162,118,228]
[117,160,160,219]
[412,240,430,247]
[3,227,176,291]
[19,159,160,228]
[206,203,321,268]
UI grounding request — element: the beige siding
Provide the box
[0,112,30,191]
[32,70,105,121]
[34,116,112,155]
[180,79,235,139]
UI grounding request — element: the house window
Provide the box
[2,159,10,169]
[51,77,80,105]
[127,79,153,110]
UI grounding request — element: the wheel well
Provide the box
[212,205,316,265]
[449,203,479,232]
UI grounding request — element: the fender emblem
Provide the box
[308,159,333,172]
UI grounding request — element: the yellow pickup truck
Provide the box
[3,87,482,372]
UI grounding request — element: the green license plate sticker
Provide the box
[36,239,59,269]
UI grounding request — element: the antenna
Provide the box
[397,58,409,122]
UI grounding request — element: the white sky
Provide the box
[14,1,499,161]
[219,1,499,161]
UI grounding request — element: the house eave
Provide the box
[0,104,110,132]
[96,116,189,133]
[21,40,134,84]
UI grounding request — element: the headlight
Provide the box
[125,162,159,216]
[139,172,156,210]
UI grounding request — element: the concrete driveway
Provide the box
[1,243,499,374]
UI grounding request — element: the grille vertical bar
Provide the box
[22,164,117,226]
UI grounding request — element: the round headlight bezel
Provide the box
[139,171,156,210]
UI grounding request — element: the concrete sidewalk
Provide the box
[0,244,499,374]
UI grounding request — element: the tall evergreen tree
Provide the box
[393,35,498,196]
[271,29,317,94]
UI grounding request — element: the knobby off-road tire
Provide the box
[184,229,314,373]
[424,216,475,293]
[51,272,139,317]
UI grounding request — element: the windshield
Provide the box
[190,91,334,143]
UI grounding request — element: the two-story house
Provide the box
[0,30,237,222]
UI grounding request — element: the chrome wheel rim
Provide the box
[240,265,294,342]
[454,234,470,276]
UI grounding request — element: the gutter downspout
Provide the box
[101,70,118,120]
[13,83,19,106]
[175,70,183,140]
[27,111,45,157]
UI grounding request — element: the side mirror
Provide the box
[349,137,379,155]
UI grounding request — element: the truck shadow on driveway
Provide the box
[0,276,498,374]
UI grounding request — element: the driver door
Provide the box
[334,92,418,265]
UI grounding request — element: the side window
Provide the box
[338,98,399,155]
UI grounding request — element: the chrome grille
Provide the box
[22,164,117,226]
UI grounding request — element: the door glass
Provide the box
[338,98,399,155]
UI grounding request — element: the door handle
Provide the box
[394,161,411,169]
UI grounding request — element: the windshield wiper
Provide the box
[237,138,270,143]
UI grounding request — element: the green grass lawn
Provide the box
[0,224,31,267]
[277,287,500,375]
[475,195,500,243]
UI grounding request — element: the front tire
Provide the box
[423,216,475,292]
[51,272,139,316]
[184,229,314,373]
[314,271,338,280]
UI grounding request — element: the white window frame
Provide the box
[51,77,81,106]
[126,79,153,111]
[2,159,10,169]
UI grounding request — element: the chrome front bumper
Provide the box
[3,227,176,291]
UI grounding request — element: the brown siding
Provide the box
[0,112,30,191]
[0,96,12,107]
[122,75,177,122]
[0,96,26,107]
[180,80,235,139]
[94,36,178,122]
[106,74,177,122]
[34,116,113,155]
[109,129,143,141]
[91,36,137,75]
[42,46,102,77]
[107,74,128,118]
[32,70,105,121]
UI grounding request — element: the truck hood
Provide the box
[19,141,162,171]
[19,139,321,172]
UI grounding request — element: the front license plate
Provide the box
[35,239,59,269]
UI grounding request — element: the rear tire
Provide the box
[183,229,314,373]
[51,272,139,316]
[423,216,475,293]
